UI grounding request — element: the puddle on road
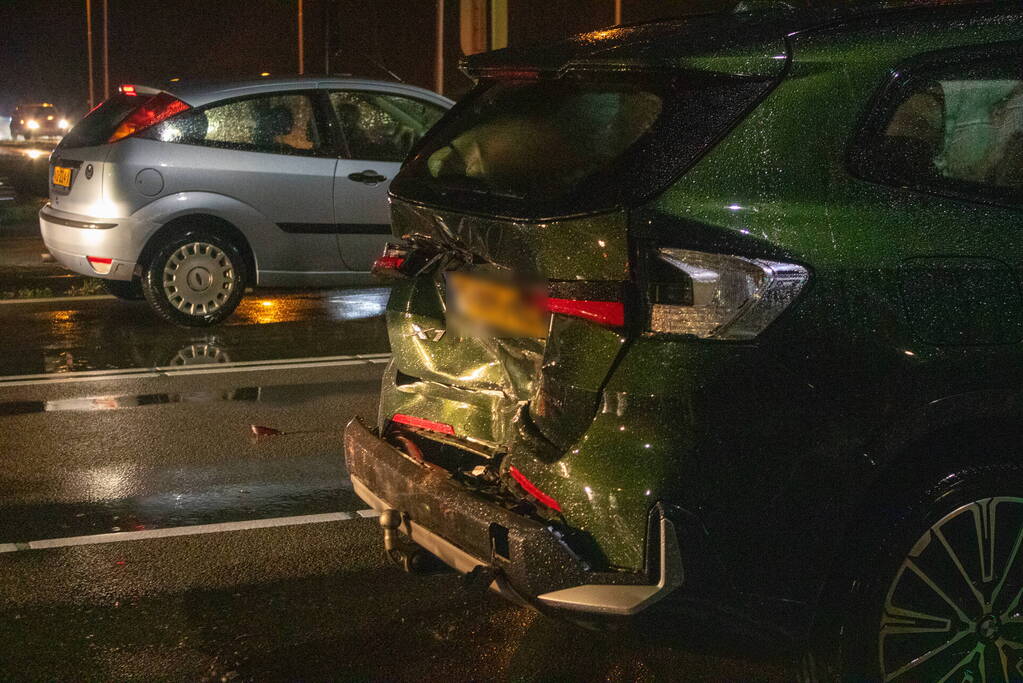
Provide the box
[0,381,366,416]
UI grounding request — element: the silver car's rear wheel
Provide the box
[142,229,247,327]
[879,497,1023,682]
[162,241,237,316]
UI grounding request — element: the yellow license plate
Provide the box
[448,272,549,338]
[52,166,72,188]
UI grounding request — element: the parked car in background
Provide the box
[346,2,1023,680]
[40,78,451,326]
[11,103,69,140]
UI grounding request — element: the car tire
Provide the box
[836,463,1023,681]
[101,278,145,300]
[141,229,247,327]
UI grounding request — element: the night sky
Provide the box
[0,0,735,117]
[0,0,910,119]
[0,0,324,117]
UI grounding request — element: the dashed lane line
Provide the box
[0,353,391,387]
[0,509,382,553]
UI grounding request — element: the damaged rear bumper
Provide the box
[343,417,684,617]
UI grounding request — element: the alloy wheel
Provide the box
[162,241,236,317]
[879,497,1023,682]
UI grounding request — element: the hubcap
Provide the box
[162,242,235,317]
[879,497,1023,682]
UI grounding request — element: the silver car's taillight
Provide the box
[648,248,809,340]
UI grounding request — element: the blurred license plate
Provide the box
[52,166,72,188]
[448,272,549,338]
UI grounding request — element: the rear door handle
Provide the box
[348,170,388,185]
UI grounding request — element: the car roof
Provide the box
[462,0,1020,78]
[154,76,453,109]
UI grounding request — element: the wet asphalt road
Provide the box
[0,290,798,680]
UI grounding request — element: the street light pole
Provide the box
[614,0,622,25]
[435,0,444,95]
[297,0,305,75]
[102,0,109,99]
[86,0,94,108]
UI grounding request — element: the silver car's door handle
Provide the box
[348,170,387,185]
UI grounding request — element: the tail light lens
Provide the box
[648,248,809,340]
[108,93,189,143]
[371,243,408,278]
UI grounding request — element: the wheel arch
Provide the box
[813,409,1023,630]
[138,213,257,282]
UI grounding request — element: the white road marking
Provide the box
[0,509,382,553]
[0,353,392,388]
[0,294,116,305]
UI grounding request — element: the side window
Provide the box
[328,91,445,162]
[856,55,1023,201]
[145,93,323,156]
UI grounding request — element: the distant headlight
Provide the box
[26,120,39,130]
[59,119,70,129]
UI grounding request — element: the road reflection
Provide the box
[2,287,391,376]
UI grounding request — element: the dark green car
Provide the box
[345,2,1023,678]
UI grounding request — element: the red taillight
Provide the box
[391,413,456,436]
[373,255,405,271]
[372,242,409,279]
[119,84,137,96]
[508,466,562,513]
[87,256,113,265]
[108,92,189,143]
[543,297,625,327]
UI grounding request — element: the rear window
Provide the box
[392,72,772,218]
[58,94,139,149]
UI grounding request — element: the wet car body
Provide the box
[347,2,1023,677]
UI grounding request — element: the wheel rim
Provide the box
[879,497,1023,682]
[162,241,236,316]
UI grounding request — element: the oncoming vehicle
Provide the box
[345,3,1023,679]
[11,103,69,140]
[40,78,451,326]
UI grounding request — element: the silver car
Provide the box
[40,78,451,326]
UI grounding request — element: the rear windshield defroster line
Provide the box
[391,71,775,219]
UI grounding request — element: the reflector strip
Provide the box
[544,298,625,327]
[391,413,456,436]
[508,466,562,513]
[86,256,113,265]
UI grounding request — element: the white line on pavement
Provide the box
[0,353,392,388]
[0,509,382,553]
[0,295,116,306]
